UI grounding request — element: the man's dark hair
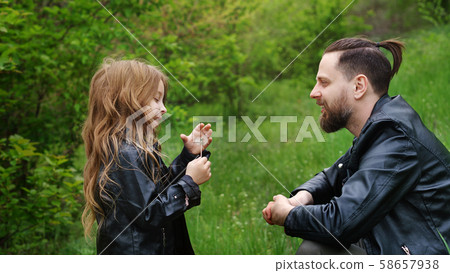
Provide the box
[324,38,405,95]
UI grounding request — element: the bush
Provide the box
[0,135,83,254]
[418,0,449,26]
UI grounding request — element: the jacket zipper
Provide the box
[401,244,411,255]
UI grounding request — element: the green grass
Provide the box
[388,24,450,148]
[437,229,450,254]
[69,24,449,254]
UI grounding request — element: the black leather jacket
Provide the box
[285,95,450,254]
[96,143,210,254]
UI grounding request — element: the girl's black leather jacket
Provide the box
[96,143,210,254]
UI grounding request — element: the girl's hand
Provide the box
[180,123,213,155]
[186,157,212,185]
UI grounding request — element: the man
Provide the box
[262,38,450,255]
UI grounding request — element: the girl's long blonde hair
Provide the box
[82,58,168,238]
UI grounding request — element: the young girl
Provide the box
[82,58,212,254]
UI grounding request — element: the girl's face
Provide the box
[149,80,167,127]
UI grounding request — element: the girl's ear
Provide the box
[353,74,368,100]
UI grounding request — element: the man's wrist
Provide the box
[289,190,314,206]
[279,205,295,226]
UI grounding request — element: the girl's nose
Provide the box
[161,104,167,115]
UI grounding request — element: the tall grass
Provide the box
[70,25,449,254]
[388,25,450,147]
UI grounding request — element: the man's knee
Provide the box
[296,240,328,255]
[296,240,366,255]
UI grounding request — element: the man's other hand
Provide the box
[271,195,295,226]
[262,201,275,225]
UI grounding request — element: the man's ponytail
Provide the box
[376,40,405,79]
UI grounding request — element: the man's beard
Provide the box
[319,95,352,133]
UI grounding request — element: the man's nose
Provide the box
[310,84,321,99]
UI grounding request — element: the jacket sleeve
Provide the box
[168,146,211,180]
[284,125,420,246]
[291,148,352,204]
[106,146,202,229]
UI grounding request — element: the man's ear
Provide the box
[353,74,368,100]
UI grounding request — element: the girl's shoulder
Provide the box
[116,141,160,169]
[117,141,140,161]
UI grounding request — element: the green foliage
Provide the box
[141,0,256,113]
[241,0,368,81]
[0,135,83,254]
[418,0,449,26]
[350,0,439,39]
[0,0,167,155]
[128,0,368,113]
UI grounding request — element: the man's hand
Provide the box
[180,123,213,155]
[263,191,313,226]
[270,195,295,226]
